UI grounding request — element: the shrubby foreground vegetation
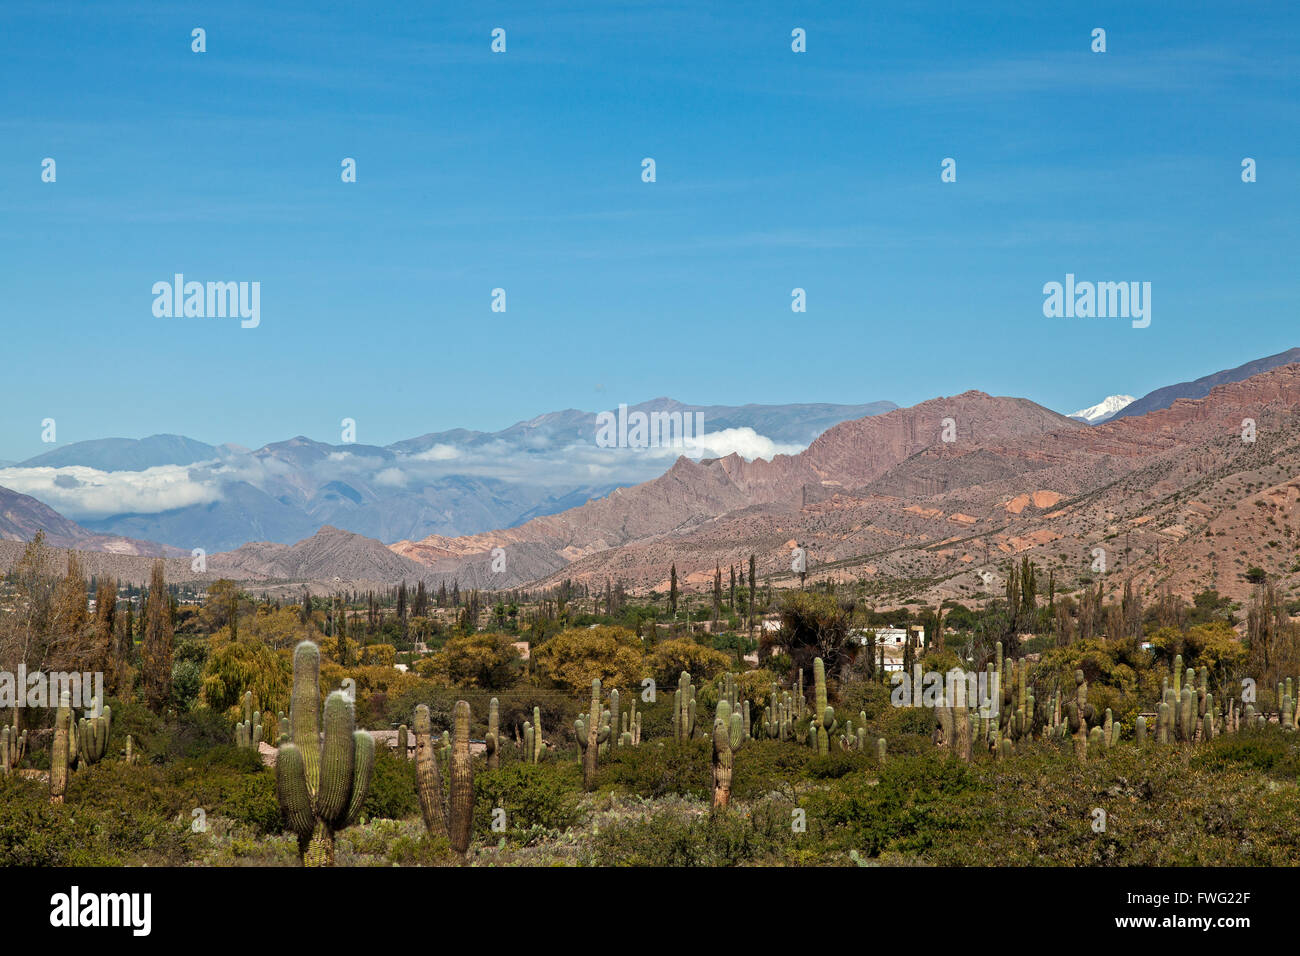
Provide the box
[3,535,1300,866]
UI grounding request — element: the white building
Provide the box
[850,625,924,648]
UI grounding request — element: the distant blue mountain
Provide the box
[5,398,897,551]
[1109,348,1300,422]
[20,434,220,471]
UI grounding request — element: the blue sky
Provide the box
[1,0,1296,462]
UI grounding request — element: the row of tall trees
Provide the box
[0,534,175,732]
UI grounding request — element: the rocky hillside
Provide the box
[0,485,178,557]
[538,363,1300,604]
[389,391,1083,588]
[1109,347,1300,422]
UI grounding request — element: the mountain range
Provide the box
[365,360,1300,606]
[5,351,1300,606]
[0,399,894,553]
[1068,395,1134,424]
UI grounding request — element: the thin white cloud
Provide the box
[411,444,462,461]
[0,464,221,518]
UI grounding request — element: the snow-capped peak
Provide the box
[1068,395,1135,424]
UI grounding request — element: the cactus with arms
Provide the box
[77,698,112,766]
[275,641,375,866]
[576,678,610,791]
[523,704,547,763]
[711,698,745,809]
[812,657,838,755]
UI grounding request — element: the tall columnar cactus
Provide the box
[485,697,499,770]
[414,704,447,838]
[673,671,696,741]
[711,698,745,809]
[397,724,409,760]
[276,641,375,866]
[50,691,71,804]
[607,689,621,753]
[1135,715,1147,745]
[1179,686,1195,742]
[77,701,112,766]
[448,700,474,855]
[953,685,972,762]
[1065,670,1092,761]
[935,700,955,753]
[236,691,261,750]
[812,658,838,756]
[621,694,641,747]
[876,737,887,765]
[125,734,136,765]
[576,678,609,791]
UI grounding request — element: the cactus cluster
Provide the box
[77,698,112,767]
[716,673,751,741]
[275,641,375,866]
[1064,669,1096,759]
[235,691,261,750]
[619,692,641,747]
[522,705,546,763]
[412,700,475,855]
[995,643,1036,743]
[1151,656,1226,743]
[762,684,798,740]
[839,711,869,752]
[1,725,28,776]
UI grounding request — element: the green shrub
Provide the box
[597,740,710,799]
[361,749,419,820]
[592,806,792,866]
[0,775,191,866]
[472,762,583,839]
[1192,726,1300,777]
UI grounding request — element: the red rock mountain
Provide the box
[388,391,1082,588]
